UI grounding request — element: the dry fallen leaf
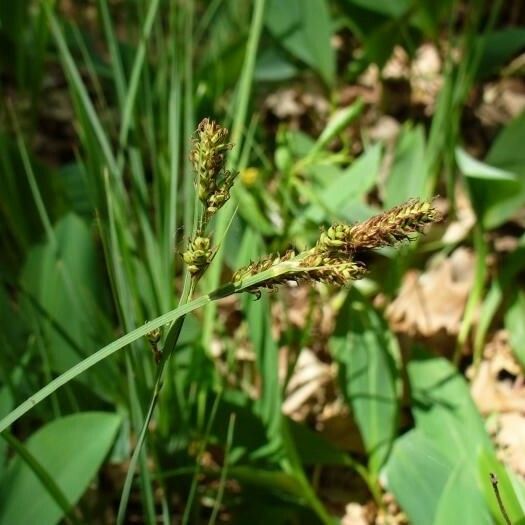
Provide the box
[477,78,525,126]
[386,248,475,337]
[341,503,370,525]
[410,43,443,114]
[442,187,476,244]
[470,330,525,414]
[495,413,525,477]
[283,348,333,419]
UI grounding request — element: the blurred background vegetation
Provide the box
[1,0,525,523]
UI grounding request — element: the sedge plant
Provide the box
[0,116,441,523]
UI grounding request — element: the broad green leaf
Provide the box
[255,47,299,81]
[330,291,399,474]
[408,352,492,464]
[343,0,410,18]
[385,124,427,207]
[209,390,350,468]
[289,420,351,467]
[0,412,121,525]
[434,460,492,525]
[383,429,454,524]
[457,148,517,182]
[478,449,525,525]
[304,143,382,223]
[505,290,525,369]
[340,2,405,67]
[265,0,335,85]
[476,29,525,79]
[509,472,525,519]
[20,214,118,400]
[460,112,525,228]
[487,111,525,174]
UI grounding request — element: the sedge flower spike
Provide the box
[190,118,238,221]
[232,199,441,295]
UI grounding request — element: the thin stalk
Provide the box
[117,0,161,157]
[181,392,223,525]
[0,260,328,433]
[202,0,266,346]
[116,288,192,525]
[182,1,195,235]
[10,104,56,248]
[455,225,487,365]
[97,0,127,112]
[125,355,157,525]
[208,413,236,525]
[44,3,118,178]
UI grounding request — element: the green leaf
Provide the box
[408,351,492,465]
[505,290,525,369]
[229,466,304,499]
[385,124,427,207]
[434,460,492,525]
[0,388,12,478]
[235,185,278,236]
[476,29,525,79]
[265,0,335,85]
[383,429,454,524]
[310,99,365,156]
[304,143,382,223]
[0,412,121,525]
[487,111,525,174]
[478,449,525,525]
[330,291,399,474]
[457,148,517,182]
[459,112,525,229]
[289,420,351,467]
[245,293,282,448]
[343,0,410,18]
[255,47,299,81]
[20,214,117,400]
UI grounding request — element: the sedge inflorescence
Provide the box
[182,118,238,280]
[181,119,441,292]
[233,199,441,294]
[191,118,236,221]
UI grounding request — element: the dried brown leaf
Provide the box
[386,248,475,337]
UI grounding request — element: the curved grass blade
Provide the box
[0,262,300,433]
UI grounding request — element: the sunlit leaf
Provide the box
[0,412,121,525]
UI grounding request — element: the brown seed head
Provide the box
[346,199,441,251]
[190,118,237,219]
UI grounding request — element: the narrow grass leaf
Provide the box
[45,5,118,177]
[505,290,525,369]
